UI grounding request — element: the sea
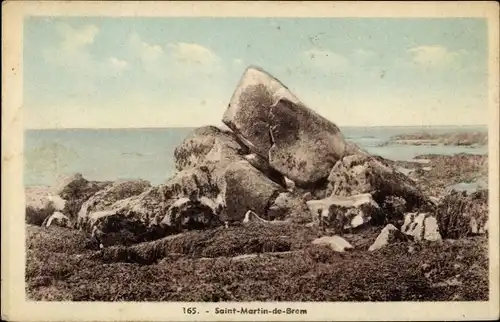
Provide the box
[24,125,488,189]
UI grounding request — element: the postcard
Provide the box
[2,1,499,321]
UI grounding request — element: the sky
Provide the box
[23,17,488,128]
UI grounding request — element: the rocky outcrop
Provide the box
[162,166,220,201]
[222,66,347,186]
[25,174,111,226]
[52,173,111,207]
[368,224,407,251]
[26,65,486,254]
[306,193,383,233]
[77,179,151,228]
[174,126,248,184]
[436,190,488,238]
[87,209,161,247]
[161,197,222,231]
[327,154,433,216]
[244,153,286,187]
[311,236,354,252]
[267,191,310,224]
[401,212,442,242]
[81,167,223,245]
[25,186,56,225]
[222,160,286,222]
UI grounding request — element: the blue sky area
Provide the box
[23,17,488,128]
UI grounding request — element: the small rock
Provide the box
[242,210,266,224]
[42,211,71,228]
[423,215,442,241]
[312,236,354,252]
[284,177,295,192]
[307,193,382,233]
[368,224,405,251]
[402,212,442,241]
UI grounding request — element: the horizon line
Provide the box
[24,124,489,130]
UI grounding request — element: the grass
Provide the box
[26,223,488,302]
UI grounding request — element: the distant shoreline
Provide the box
[24,124,488,131]
[381,131,488,147]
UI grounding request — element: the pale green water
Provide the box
[24,125,488,187]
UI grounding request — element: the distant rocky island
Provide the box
[25,66,489,302]
[381,131,488,147]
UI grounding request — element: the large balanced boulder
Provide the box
[436,190,488,238]
[222,66,348,186]
[327,154,433,215]
[222,160,286,222]
[306,193,383,233]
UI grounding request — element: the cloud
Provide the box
[57,23,99,51]
[407,45,465,68]
[303,49,349,70]
[128,33,164,63]
[167,42,220,65]
[126,32,224,82]
[43,23,99,70]
[109,57,129,71]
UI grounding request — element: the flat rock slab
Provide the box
[312,235,354,252]
[222,66,347,186]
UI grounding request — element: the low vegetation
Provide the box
[26,224,488,301]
